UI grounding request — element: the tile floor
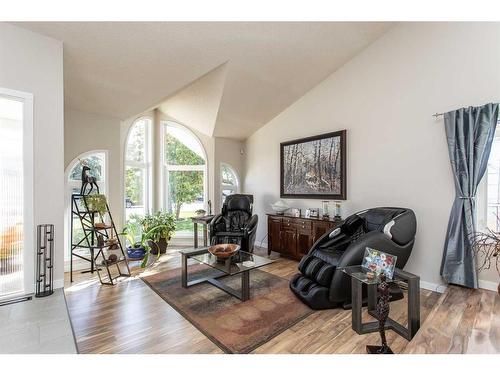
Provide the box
[0,289,77,354]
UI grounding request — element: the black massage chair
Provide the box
[208,194,258,253]
[289,207,417,309]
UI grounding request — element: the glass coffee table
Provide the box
[179,247,274,301]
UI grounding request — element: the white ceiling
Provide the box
[13,22,393,139]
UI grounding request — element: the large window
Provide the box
[125,118,152,220]
[0,89,33,298]
[220,163,239,204]
[478,122,500,232]
[162,121,207,237]
[65,151,107,260]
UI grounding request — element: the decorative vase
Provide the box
[127,245,146,260]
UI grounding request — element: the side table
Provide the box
[190,215,214,248]
[342,265,420,341]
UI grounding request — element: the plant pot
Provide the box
[148,237,168,255]
[127,245,146,260]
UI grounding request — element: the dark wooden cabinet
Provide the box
[268,216,282,254]
[267,214,342,260]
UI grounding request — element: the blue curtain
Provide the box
[441,103,499,288]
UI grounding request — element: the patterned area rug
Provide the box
[141,264,312,353]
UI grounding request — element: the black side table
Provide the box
[342,265,420,341]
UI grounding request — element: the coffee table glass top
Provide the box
[181,247,274,276]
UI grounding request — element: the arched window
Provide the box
[124,117,152,220]
[162,121,207,237]
[220,163,239,204]
[65,151,107,261]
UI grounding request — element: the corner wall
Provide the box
[64,108,124,230]
[0,23,64,287]
[244,22,500,290]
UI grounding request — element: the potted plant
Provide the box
[140,211,176,255]
[195,209,206,217]
[85,194,108,227]
[122,214,146,260]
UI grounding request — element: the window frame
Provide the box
[220,162,240,205]
[0,87,34,297]
[160,120,208,217]
[476,120,500,232]
[124,117,153,221]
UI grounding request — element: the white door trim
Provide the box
[0,87,34,297]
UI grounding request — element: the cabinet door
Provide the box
[281,228,297,256]
[268,217,282,253]
[312,221,332,244]
[296,230,313,258]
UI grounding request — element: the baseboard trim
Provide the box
[54,278,64,289]
[415,280,447,294]
[479,279,499,292]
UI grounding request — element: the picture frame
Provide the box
[307,208,320,218]
[280,130,346,200]
[361,247,397,280]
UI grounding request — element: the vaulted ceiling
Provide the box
[13,22,393,139]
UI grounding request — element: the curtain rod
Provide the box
[433,112,445,118]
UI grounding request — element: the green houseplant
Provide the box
[140,211,176,256]
[122,214,146,260]
[85,194,107,214]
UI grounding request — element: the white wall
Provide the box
[214,137,245,212]
[245,22,500,290]
[65,108,123,229]
[0,23,64,287]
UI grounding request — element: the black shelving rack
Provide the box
[36,224,54,297]
[70,193,131,285]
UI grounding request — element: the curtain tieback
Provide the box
[458,196,475,199]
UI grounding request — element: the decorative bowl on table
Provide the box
[208,243,240,260]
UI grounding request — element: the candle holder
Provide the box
[322,201,330,218]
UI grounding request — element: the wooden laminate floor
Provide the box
[64,247,500,354]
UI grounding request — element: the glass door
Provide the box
[0,89,34,300]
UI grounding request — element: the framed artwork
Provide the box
[361,247,397,279]
[280,130,346,199]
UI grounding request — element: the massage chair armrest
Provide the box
[337,231,412,270]
[328,231,415,303]
[243,214,258,236]
[208,214,225,236]
[307,221,344,255]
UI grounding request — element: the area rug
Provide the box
[141,264,313,353]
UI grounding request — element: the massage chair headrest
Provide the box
[327,207,416,246]
[223,194,253,215]
[359,207,416,246]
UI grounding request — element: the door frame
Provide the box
[0,87,34,298]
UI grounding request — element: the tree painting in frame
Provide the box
[280,130,346,199]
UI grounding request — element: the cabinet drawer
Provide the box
[293,219,312,230]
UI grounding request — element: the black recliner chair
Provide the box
[289,207,417,309]
[208,194,258,253]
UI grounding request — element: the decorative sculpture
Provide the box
[366,274,394,354]
[80,161,100,195]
